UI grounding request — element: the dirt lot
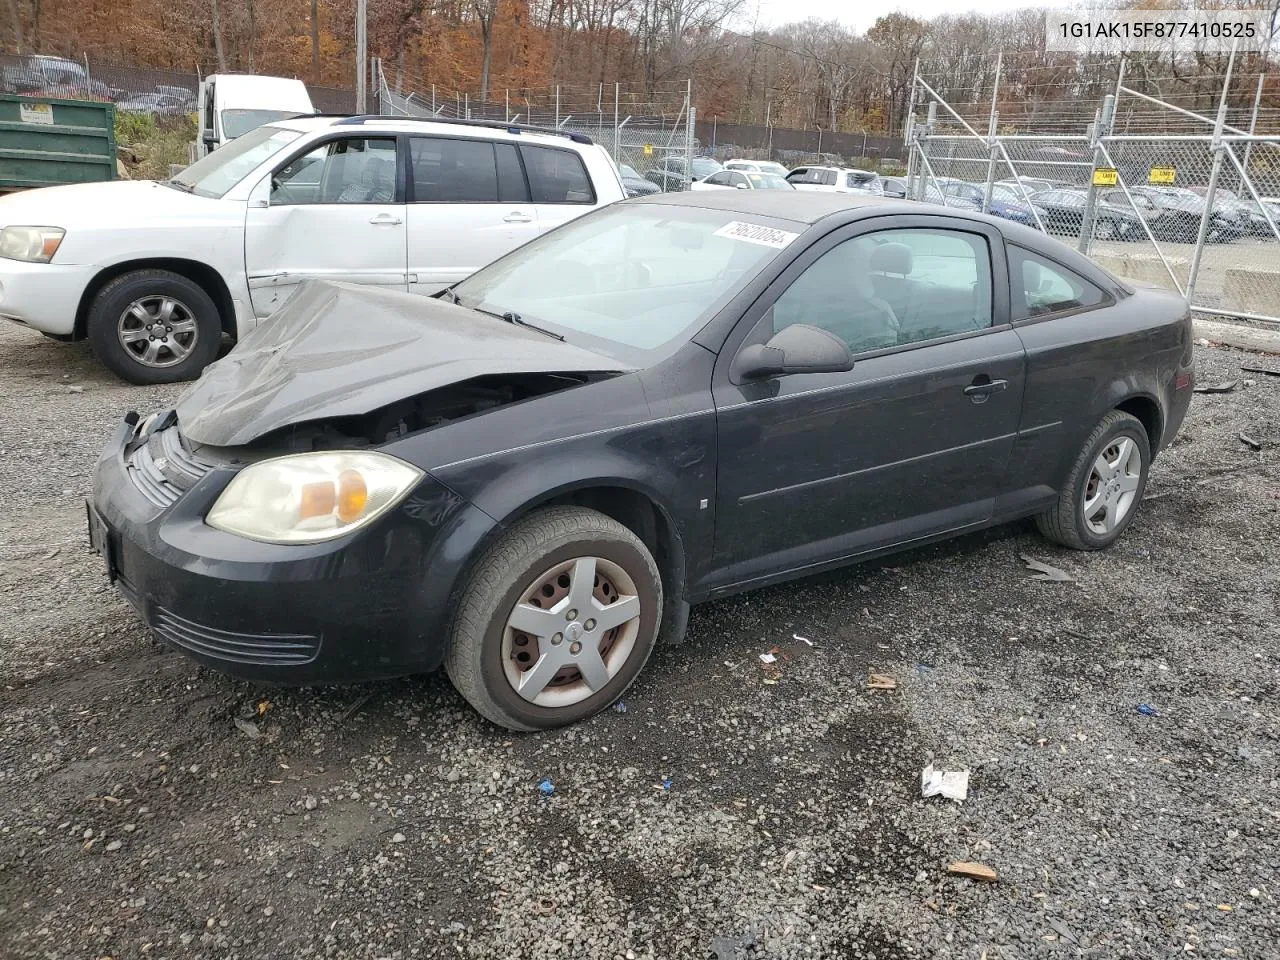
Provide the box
[1,321,1278,960]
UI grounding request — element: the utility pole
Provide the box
[355,0,368,113]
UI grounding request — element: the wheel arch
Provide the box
[74,258,237,342]
[1114,393,1164,453]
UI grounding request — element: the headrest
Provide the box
[869,242,912,276]
[1023,260,1042,291]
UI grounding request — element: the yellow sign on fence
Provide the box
[1092,167,1118,187]
[643,143,653,157]
[1149,166,1177,185]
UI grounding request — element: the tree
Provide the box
[866,12,928,135]
[473,0,500,100]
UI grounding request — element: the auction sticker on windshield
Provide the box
[713,221,799,249]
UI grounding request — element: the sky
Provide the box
[746,0,1060,32]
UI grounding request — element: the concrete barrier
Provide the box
[1224,267,1280,317]
[1090,251,1187,291]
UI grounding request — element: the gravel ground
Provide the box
[1,322,1278,960]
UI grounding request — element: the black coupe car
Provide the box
[90,192,1194,730]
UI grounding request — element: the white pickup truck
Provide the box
[0,115,626,383]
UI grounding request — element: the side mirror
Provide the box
[201,128,217,148]
[735,182,749,190]
[732,323,854,381]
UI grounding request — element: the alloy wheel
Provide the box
[117,295,199,368]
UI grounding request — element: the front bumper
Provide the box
[0,259,96,336]
[90,414,498,684]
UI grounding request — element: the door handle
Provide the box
[503,212,533,223]
[369,213,403,225]
[964,376,1008,403]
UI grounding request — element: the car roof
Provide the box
[631,190,911,224]
[270,114,597,150]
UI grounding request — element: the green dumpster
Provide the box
[0,94,117,193]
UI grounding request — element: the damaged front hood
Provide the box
[176,281,631,447]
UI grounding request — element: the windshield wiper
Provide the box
[163,179,194,193]
[438,286,460,304]
[470,305,564,341]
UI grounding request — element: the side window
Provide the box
[822,170,838,186]
[730,173,749,188]
[1010,245,1109,319]
[772,228,993,354]
[410,137,499,202]
[520,145,595,204]
[494,143,529,202]
[704,172,731,186]
[271,137,397,205]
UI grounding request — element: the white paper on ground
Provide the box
[921,763,969,802]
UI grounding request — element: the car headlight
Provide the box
[206,451,424,544]
[0,226,65,263]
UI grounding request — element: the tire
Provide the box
[1095,219,1116,240]
[445,506,663,731]
[1036,410,1151,551]
[87,269,222,384]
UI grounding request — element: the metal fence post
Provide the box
[1242,71,1265,175]
[613,83,620,162]
[555,86,560,128]
[1187,42,1239,306]
[982,53,1002,214]
[1077,94,1115,255]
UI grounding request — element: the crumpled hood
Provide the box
[0,180,214,228]
[176,281,631,447]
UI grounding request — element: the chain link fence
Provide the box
[907,51,1280,326]
[375,63,696,191]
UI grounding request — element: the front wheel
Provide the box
[87,269,222,385]
[1036,410,1150,550]
[445,507,663,731]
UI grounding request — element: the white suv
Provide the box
[0,116,626,383]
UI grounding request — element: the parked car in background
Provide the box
[0,116,625,383]
[1186,186,1272,238]
[691,169,793,191]
[724,159,790,177]
[617,163,660,197]
[786,166,883,195]
[117,92,194,117]
[88,191,1193,731]
[1030,187,1143,240]
[644,156,724,191]
[1129,186,1241,243]
[934,178,1037,226]
[997,177,1067,197]
[881,176,908,199]
[1,54,119,101]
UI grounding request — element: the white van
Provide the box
[196,74,315,158]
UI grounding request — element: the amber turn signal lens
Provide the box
[298,480,337,520]
[336,470,368,523]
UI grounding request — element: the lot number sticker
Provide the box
[19,102,54,125]
[643,143,653,157]
[1149,166,1177,185]
[713,221,800,249]
[1092,167,1118,186]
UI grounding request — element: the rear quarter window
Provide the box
[520,145,595,204]
[1009,244,1112,319]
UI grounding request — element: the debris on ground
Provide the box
[793,633,814,646]
[947,861,998,882]
[537,779,555,796]
[1238,432,1263,451]
[1240,364,1280,378]
[1022,554,1074,582]
[921,764,969,802]
[1193,380,1238,394]
[1136,703,1159,717]
[661,778,673,790]
[709,929,759,960]
[613,700,627,713]
[232,717,261,739]
[758,652,777,664]
[868,674,897,690]
[67,385,84,394]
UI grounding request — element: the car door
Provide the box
[520,143,599,234]
[710,216,1025,587]
[404,135,537,295]
[244,135,406,319]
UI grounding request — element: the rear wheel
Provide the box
[1036,410,1150,550]
[87,269,222,384]
[445,507,662,730]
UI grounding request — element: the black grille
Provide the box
[152,606,320,666]
[126,424,215,508]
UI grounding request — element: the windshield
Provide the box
[756,161,788,177]
[222,108,306,140]
[618,164,641,179]
[451,205,798,358]
[692,158,723,179]
[992,185,1025,205]
[169,125,302,198]
[749,173,793,190]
